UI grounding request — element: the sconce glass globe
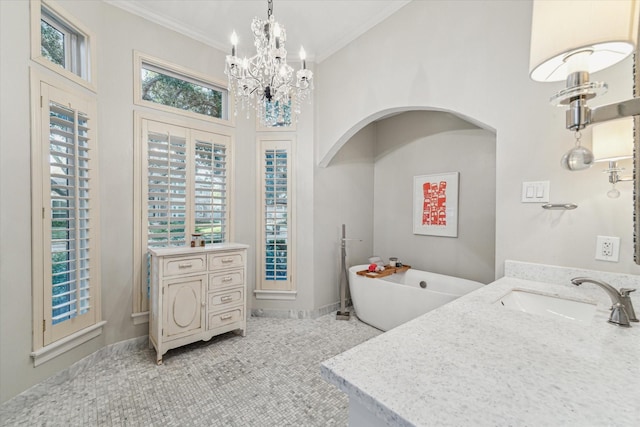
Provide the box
[560,145,594,171]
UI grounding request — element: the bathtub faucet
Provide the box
[571,277,637,327]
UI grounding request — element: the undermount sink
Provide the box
[495,289,597,325]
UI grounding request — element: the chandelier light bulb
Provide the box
[230,31,238,56]
[299,47,306,69]
[274,23,281,49]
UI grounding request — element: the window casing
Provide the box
[30,0,97,91]
[133,114,234,315]
[31,72,102,363]
[134,52,231,125]
[255,136,296,299]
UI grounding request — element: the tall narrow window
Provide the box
[31,77,102,364]
[146,127,188,248]
[194,135,228,243]
[49,102,92,326]
[255,137,296,299]
[134,117,233,314]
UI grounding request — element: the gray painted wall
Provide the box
[315,0,639,278]
[373,112,496,284]
[313,124,376,309]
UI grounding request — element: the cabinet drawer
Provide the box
[163,255,206,276]
[208,251,244,270]
[208,307,243,330]
[209,270,244,290]
[208,288,244,310]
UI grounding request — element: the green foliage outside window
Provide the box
[41,20,64,67]
[141,68,223,119]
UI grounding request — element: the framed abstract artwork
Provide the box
[413,172,459,237]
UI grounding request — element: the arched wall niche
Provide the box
[319,106,496,168]
[313,106,497,312]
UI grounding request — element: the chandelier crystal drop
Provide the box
[224,0,313,126]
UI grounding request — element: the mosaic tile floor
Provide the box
[1,312,380,427]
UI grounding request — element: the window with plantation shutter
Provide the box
[194,137,228,243]
[49,101,92,326]
[31,76,103,364]
[146,126,188,248]
[255,137,296,300]
[134,117,233,315]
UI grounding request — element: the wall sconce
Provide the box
[593,118,634,198]
[529,0,639,170]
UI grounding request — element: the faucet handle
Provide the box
[620,288,636,297]
[609,303,631,327]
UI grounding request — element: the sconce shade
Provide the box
[592,118,634,161]
[529,0,638,82]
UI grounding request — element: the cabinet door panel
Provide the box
[164,275,206,339]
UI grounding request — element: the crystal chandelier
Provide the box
[224,0,313,126]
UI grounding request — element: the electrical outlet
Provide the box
[595,236,620,262]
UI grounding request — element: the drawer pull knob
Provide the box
[220,314,233,321]
[222,276,233,282]
[221,295,233,302]
[221,258,233,263]
[178,262,193,269]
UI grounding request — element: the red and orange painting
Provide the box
[413,172,459,237]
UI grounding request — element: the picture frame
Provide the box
[413,172,459,237]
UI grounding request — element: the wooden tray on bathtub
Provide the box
[356,265,411,278]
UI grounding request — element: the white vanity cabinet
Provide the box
[148,243,249,364]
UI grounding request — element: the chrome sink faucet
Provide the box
[571,277,638,327]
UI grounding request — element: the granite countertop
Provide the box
[321,272,640,426]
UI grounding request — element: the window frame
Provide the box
[255,135,296,300]
[132,111,235,320]
[30,69,104,366]
[30,0,97,92]
[133,51,233,126]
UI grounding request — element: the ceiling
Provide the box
[105,0,412,62]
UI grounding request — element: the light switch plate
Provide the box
[521,181,550,203]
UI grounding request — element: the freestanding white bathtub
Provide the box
[349,264,484,331]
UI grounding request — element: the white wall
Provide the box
[316,0,640,277]
[313,124,376,309]
[373,111,496,284]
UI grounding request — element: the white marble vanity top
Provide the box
[321,261,640,426]
[147,242,249,257]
